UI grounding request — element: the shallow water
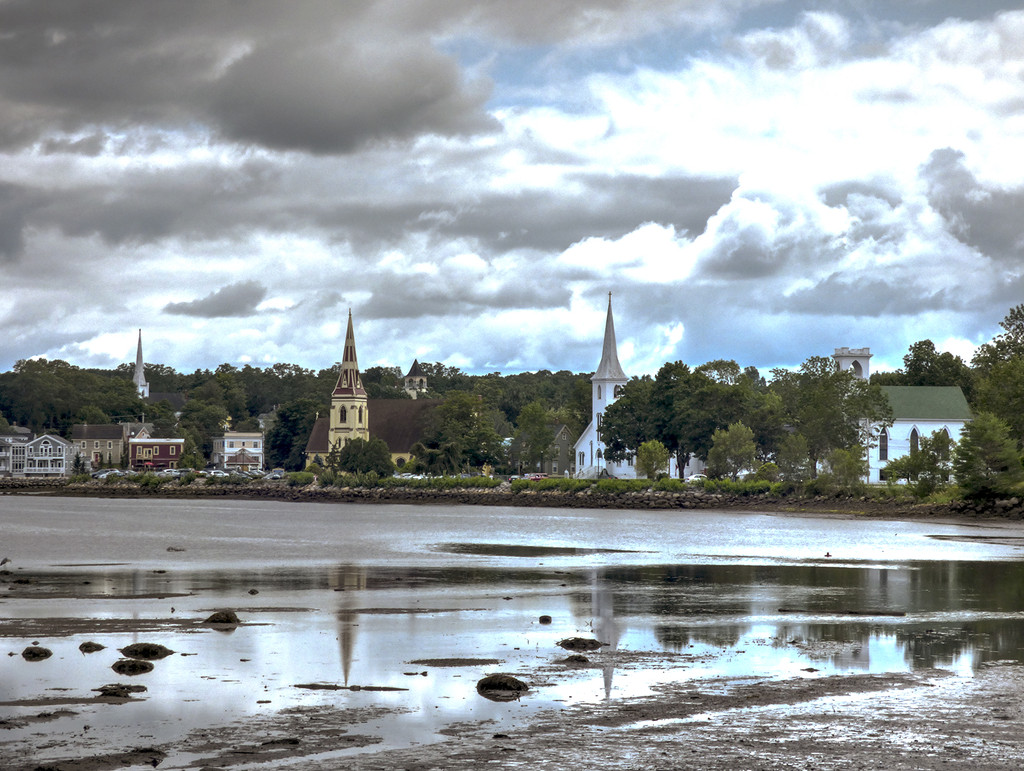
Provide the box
[2,496,1024,766]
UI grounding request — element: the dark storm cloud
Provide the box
[360,271,572,321]
[922,148,1024,262]
[163,281,268,318]
[0,1,495,154]
[433,174,738,252]
[0,182,42,261]
[782,275,961,317]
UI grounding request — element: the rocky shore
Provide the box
[1,476,1018,520]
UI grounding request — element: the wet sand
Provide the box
[6,498,1024,769]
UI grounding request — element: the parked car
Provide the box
[686,474,708,483]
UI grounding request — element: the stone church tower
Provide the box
[328,311,369,451]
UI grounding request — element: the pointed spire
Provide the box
[594,293,626,380]
[333,310,366,397]
[132,330,149,397]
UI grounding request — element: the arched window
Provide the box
[579,451,585,466]
[339,406,347,422]
[614,385,623,397]
[938,427,951,459]
[596,449,603,460]
[597,412,602,428]
[878,429,888,461]
[597,385,602,399]
[358,407,363,423]
[910,428,920,454]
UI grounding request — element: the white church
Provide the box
[832,347,972,484]
[573,295,703,480]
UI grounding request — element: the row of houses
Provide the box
[0,425,266,478]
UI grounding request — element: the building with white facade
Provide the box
[212,431,265,471]
[833,347,972,484]
[574,295,633,478]
[871,386,972,484]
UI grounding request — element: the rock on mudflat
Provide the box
[119,642,174,660]
[557,637,606,651]
[203,610,241,624]
[21,646,52,661]
[79,641,106,654]
[111,658,155,676]
[476,673,530,702]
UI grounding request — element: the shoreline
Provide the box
[0,477,1015,522]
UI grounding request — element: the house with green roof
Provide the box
[834,347,972,484]
[870,385,973,484]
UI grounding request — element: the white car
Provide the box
[686,474,708,483]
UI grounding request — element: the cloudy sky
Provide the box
[2,1,1023,378]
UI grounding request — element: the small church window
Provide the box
[579,451,585,466]
[910,428,920,454]
[614,385,623,397]
[878,429,888,461]
[339,406,347,422]
[596,449,603,460]
[597,385,602,399]
[358,407,364,423]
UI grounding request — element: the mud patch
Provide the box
[433,542,647,557]
[409,658,503,667]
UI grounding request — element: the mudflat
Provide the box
[5,496,1024,769]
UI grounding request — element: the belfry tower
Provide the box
[132,330,149,399]
[327,311,369,451]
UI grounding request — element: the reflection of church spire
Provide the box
[591,570,622,699]
[330,565,367,686]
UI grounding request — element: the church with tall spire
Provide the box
[132,330,149,399]
[326,310,369,452]
[573,294,632,479]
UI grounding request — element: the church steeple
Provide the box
[327,310,369,452]
[594,293,626,382]
[332,311,366,397]
[132,329,149,399]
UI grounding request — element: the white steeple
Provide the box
[594,292,627,382]
[132,330,149,399]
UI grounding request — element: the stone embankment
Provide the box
[0,477,1017,520]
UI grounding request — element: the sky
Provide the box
[1,1,1023,379]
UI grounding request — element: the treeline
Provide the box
[4,304,1024,484]
[0,356,591,471]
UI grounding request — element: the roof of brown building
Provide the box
[71,424,126,441]
[304,399,442,456]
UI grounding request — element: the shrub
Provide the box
[287,471,316,487]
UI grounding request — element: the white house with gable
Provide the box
[832,347,972,484]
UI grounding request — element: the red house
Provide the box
[128,430,185,471]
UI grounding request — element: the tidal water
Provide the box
[2,496,1024,765]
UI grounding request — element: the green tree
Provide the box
[975,357,1024,445]
[514,401,556,471]
[823,445,867,494]
[336,437,395,476]
[776,433,813,482]
[973,304,1024,373]
[599,376,656,464]
[636,439,670,479]
[884,429,953,497]
[706,421,757,481]
[266,398,323,471]
[770,356,892,476]
[953,412,1024,498]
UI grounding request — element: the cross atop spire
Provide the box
[332,310,366,397]
[594,293,626,381]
